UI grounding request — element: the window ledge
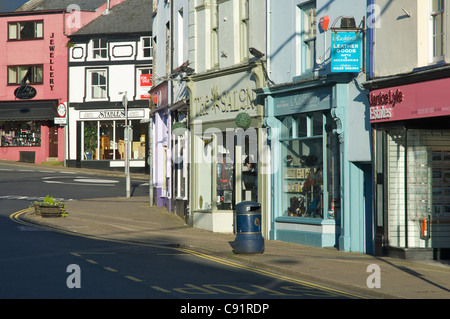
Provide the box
[275,216,337,225]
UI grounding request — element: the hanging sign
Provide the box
[14,84,37,99]
[331,31,362,72]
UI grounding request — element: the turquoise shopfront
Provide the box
[258,74,373,253]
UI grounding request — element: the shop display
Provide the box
[0,121,41,147]
[283,154,323,218]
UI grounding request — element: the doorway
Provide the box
[48,124,58,158]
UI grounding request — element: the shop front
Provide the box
[259,74,372,252]
[185,62,268,234]
[149,81,172,210]
[71,106,149,172]
[0,100,64,163]
[370,77,450,260]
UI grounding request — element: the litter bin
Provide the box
[233,201,264,254]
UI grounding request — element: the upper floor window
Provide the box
[240,0,249,61]
[8,65,43,85]
[142,37,153,58]
[431,0,445,61]
[299,3,316,73]
[88,69,107,100]
[92,39,108,59]
[8,21,43,40]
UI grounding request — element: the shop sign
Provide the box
[331,31,362,72]
[49,33,56,91]
[189,70,259,122]
[369,89,403,121]
[80,109,145,120]
[273,86,332,116]
[369,77,450,123]
[14,84,37,100]
[193,86,256,118]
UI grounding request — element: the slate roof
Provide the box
[73,0,152,36]
[17,0,108,12]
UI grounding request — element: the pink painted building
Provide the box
[0,0,126,163]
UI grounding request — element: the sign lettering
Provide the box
[49,33,55,91]
[369,89,403,121]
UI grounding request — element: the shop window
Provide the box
[174,132,188,200]
[92,38,108,59]
[82,120,145,161]
[216,131,235,210]
[196,134,213,210]
[241,131,258,202]
[0,121,41,147]
[280,112,339,219]
[8,65,43,85]
[8,21,43,40]
[83,121,98,159]
[386,128,450,249]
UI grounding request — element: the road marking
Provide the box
[10,209,367,299]
[104,267,118,273]
[86,259,98,264]
[151,286,171,293]
[125,275,142,283]
[73,178,119,184]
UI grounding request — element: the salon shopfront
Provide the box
[69,105,149,172]
[259,75,372,253]
[0,100,64,163]
[370,76,450,260]
[185,62,269,234]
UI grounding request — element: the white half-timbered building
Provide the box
[67,0,152,172]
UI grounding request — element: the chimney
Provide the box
[103,0,111,15]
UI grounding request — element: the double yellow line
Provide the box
[177,247,366,299]
[10,208,366,299]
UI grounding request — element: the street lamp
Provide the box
[119,91,131,198]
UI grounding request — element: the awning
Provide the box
[0,100,58,121]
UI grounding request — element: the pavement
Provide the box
[4,160,450,299]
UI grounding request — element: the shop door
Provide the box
[48,124,58,157]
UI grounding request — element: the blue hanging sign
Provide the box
[331,31,362,72]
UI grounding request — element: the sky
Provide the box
[0,0,30,13]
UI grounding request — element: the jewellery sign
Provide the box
[331,31,362,72]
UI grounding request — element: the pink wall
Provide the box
[0,2,127,163]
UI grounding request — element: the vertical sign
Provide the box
[49,33,55,90]
[331,31,362,72]
[140,74,152,99]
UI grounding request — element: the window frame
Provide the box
[298,2,317,74]
[87,69,108,101]
[142,36,153,58]
[430,0,445,62]
[7,64,43,85]
[8,20,44,41]
[91,38,108,60]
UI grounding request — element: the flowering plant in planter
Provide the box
[31,195,67,218]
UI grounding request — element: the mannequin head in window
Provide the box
[244,156,255,172]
